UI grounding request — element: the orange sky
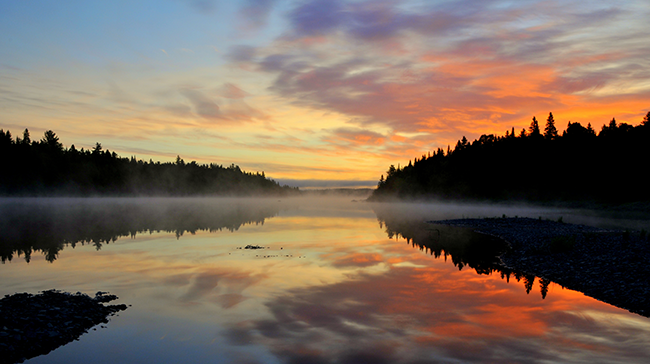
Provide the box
[1,1,649,187]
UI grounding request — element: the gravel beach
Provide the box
[431,217,650,317]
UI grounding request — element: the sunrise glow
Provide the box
[2,1,649,187]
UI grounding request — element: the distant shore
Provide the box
[431,217,650,317]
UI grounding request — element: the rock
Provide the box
[0,289,128,364]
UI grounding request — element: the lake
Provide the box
[1,197,650,363]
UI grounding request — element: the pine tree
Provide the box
[544,112,558,140]
[609,117,617,129]
[41,130,63,151]
[528,117,541,138]
[92,142,102,154]
[519,128,527,138]
[21,129,31,145]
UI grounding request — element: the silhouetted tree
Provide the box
[176,155,185,166]
[40,130,63,152]
[0,128,298,197]
[92,142,102,154]
[0,130,11,145]
[454,136,469,152]
[370,112,650,204]
[24,129,32,145]
[599,118,618,137]
[544,112,558,140]
[563,122,595,140]
[528,117,541,138]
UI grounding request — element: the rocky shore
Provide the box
[0,290,128,363]
[431,217,650,317]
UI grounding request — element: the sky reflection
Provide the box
[235,246,648,363]
[1,198,649,363]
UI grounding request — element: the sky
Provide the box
[1,0,649,188]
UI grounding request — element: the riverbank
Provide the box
[430,217,650,317]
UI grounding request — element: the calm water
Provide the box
[1,197,650,363]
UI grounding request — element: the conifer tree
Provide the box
[528,117,541,138]
[544,112,558,140]
[21,129,31,145]
[605,117,617,132]
[41,130,63,151]
[92,142,102,154]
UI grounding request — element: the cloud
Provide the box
[287,0,473,41]
[259,53,304,72]
[289,0,346,36]
[218,83,249,99]
[4,0,649,183]
[225,45,258,63]
[180,88,221,120]
[239,0,277,31]
[241,0,650,153]
[345,1,470,41]
[326,127,387,146]
[178,87,265,124]
[221,98,266,121]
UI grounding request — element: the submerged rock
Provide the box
[0,289,128,363]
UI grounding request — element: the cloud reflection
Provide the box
[227,261,650,363]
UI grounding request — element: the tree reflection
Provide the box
[373,204,555,299]
[0,199,282,263]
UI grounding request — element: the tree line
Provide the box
[370,111,650,204]
[0,199,282,263]
[0,129,298,196]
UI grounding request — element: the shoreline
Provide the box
[430,217,650,317]
[0,290,127,363]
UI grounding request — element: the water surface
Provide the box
[1,198,649,363]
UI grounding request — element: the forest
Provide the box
[0,129,298,196]
[370,112,650,204]
[0,199,282,263]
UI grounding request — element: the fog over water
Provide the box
[1,197,649,363]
